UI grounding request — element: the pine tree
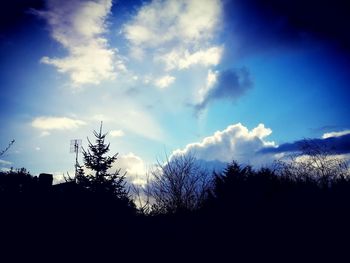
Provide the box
[81,123,131,204]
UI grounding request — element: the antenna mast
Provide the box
[70,139,82,182]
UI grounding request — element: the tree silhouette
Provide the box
[148,153,212,214]
[0,167,33,194]
[275,139,349,186]
[208,161,256,210]
[79,123,133,208]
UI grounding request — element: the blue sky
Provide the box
[1,0,350,184]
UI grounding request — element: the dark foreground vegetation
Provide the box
[1,127,350,260]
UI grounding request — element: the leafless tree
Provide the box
[275,139,349,186]
[146,152,212,214]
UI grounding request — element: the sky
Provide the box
[1,0,350,184]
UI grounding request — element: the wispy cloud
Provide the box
[38,0,124,86]
[32,116,86,130]
[39,131,51,137]
[154,75,175,89]
[87,104,165,142]
[160,46,223,71]
[322,130,350,139]
[114,108,165,141]
[0,159,12,166]
[110,129,125,137]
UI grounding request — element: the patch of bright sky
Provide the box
[0,0,349,176]
[207,44,350,144]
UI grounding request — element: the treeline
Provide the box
[1,127,349,260]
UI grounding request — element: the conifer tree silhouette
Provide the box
[81,122,131,203]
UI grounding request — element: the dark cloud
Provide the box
[224,0,350,55]
[195,67,253,112]
[260,134,350,155]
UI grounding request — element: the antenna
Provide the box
[70,139,82,181]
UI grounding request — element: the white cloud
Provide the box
[112,152,148,186]
[38,0,124,86]
[0,159,12,166]
[110,129,125,137]
[52,171,74,185]
[207,69,218,88]
[172,123,276,165]
[35,147,41,151]
[121,0,224,111]
[123,0,223,71]
[154,75,175,89]
[160,46,223,71]
[40,131,51,137]
[322,130,350,139]
[197,69,218,103]
[123,0,221,47]
[32,116,86,130]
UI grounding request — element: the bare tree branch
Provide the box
[0,139,15,157]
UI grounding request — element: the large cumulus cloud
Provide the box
[172,123,276,166]
[111,152,148,186]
